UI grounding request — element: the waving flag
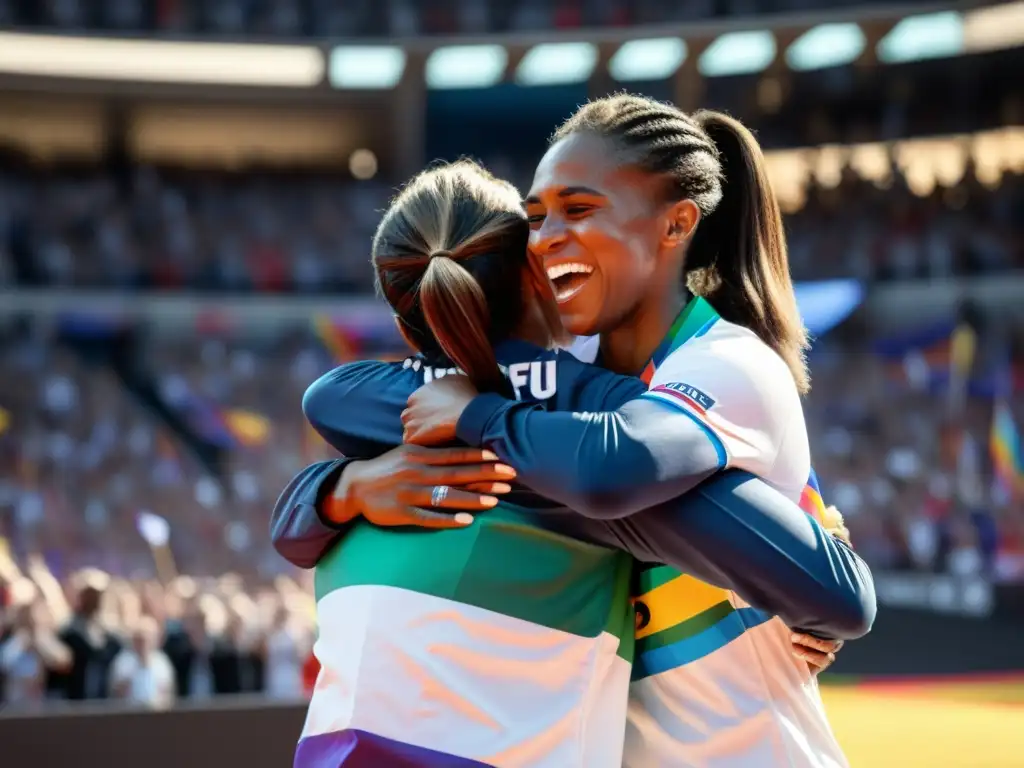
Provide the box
[313,315,360,363]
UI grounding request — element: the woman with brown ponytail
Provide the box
[276,153,872,767]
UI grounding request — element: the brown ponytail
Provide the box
[372,160,531,391]
[419,254,503,390]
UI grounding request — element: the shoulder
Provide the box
[648,320,808,483]
[653,321,799,410]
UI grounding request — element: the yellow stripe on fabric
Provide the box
[634,573,730,640]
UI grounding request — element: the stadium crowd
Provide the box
[1,158,1021,293]
[0,0,941,37]
[0,152,1021,709]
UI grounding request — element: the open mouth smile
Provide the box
[546,262,595,303]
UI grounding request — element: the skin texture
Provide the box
[524,132,700,375]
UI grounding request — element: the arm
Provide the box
[454,345,784,520]
[456,391,724,519]
[591,471,875,640]
[269,460,353,570]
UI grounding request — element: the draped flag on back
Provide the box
[313,315,360,363]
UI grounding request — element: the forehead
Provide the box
[528,132,649,199]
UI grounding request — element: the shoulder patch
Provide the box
[648,382,716,414]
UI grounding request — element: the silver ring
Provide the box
[430,485,450,507]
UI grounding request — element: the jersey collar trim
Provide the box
[640,297,720,384]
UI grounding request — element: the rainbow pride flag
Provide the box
[991,400,1024,496]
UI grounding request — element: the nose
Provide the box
[529,216,569,258]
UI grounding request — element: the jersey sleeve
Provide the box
[269,459,352,569]
[302,360,411,457]
[453,345,792,520]
[589,471,876,639]
[643,337,797,479]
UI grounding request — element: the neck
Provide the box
[512,301,559,350]
[600,286,687,375]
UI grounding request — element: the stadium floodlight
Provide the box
[876,12,964,64]
[963,1,1024,54]
[0,32,324,86]
[785,23,867,72]
[329,46,407,89]
[698,31,777,77]
[609,38,688,82]
[426,45,508,89]
[516,42,598,86]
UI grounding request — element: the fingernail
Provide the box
[482,451,499,460]
[492,483,512,494]
[481,496,499,508]
[454,513,474,525]
[496,464,517,478]
[791,634,799,642]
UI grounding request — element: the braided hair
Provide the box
[553,94,809,393]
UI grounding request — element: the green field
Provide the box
[823,676,1024,767]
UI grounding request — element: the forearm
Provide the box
[457,394,723,519]
[270,459,355,569]
[599,471,876,640]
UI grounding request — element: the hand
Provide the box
[328,444,516,530]
[402,376,480,446]
[791,633,843,675]
[821,505,851,545]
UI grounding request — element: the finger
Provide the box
[406,508,477,529]
[794,649,835,672]
[419,464,517,486]
[461,482,513,495]
[404,486,500,511]
[405,446,502,466]
[790,634,842,653]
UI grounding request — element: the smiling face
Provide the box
[525,132,675,338]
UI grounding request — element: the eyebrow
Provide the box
[523,186,607,205]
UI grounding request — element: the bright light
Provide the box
[516,43,598,86]
[329,46,406,89]
[349,149,378,180]
[609,38,687,81]
[963,1,1024,53]
[877,12,964,64]
[426,45,508,89]
[699,31,777,77]
[786,23,867,71]
[0,32,323,86]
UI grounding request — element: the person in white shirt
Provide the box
[109,615,175,709]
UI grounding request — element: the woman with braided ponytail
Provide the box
[402,95,861,766]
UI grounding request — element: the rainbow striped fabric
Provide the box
[991,400,1024,495]
[299,506,635,767]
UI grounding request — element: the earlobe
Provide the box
[662,199,701,248]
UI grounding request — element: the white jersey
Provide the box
[572,297,848,768]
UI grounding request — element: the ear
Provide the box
[659,199,701,250]
[393,316,420,353]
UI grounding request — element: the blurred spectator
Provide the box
[53,571,122,700]
[109,615,175,709]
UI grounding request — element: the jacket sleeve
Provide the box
[269,459,352,569]
[457,392,724,520]
[269,361,411,570]
[591,471,876,640]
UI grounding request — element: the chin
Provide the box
[560,311,601,339]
